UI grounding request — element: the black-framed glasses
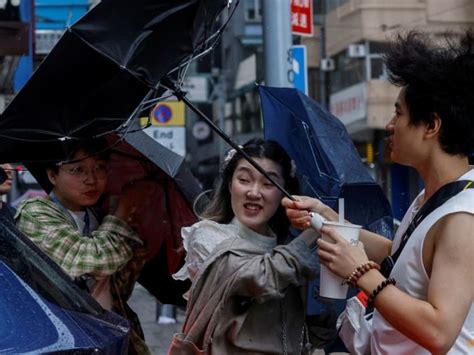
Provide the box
[62,163,108,181]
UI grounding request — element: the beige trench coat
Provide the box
[170,229,318,354]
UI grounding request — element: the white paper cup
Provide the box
[319,221,361,299]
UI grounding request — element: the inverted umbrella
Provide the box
[259,86,393,347]
[259,85,393,237]
[0,0,230,163]
[0,0,230,305]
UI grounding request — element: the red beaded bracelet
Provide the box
[368,277,396,306]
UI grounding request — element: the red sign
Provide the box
[291,0,313,37]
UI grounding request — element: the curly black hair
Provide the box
[384,30,474,157]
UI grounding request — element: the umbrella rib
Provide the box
[261,88,309,122]
[67,27,150,86]
[262,88,342,187]
[168,1,239,81]
[0,128,79,142]
[301,121,340,185]
[161,77,295,201]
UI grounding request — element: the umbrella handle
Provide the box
[309,212,326,231]
[161,76,295,200]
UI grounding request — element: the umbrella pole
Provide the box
[161,77,295,201]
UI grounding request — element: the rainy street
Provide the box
[129,285,184,354]
[1,0,473,353]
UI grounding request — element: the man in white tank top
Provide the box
[283,31,474,354]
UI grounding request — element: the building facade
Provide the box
[322,0,474,218]
[188,0,474,214]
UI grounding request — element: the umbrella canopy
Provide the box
[260,86,393,237]
[0,207,129,353]
[0,0,229,163]
[260,85,394,344]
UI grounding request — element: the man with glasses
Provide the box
[15,139,152,355]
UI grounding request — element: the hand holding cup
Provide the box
[317,221,366,299]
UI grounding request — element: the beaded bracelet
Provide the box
[368,278,396,306]
[342,261,380,288]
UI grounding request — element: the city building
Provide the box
[0,0,29,112]
[189,0,474,217]
[322,0,474,218]
[35,0,89,62]
[188,0,266,189]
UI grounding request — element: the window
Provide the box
[225,89,262,135]
[368,42,388,80]
[325,0,350,13]
[245,0,262,22]
[329,52,366,94]
[370,57,387,80]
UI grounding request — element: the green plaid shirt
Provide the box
[15,197,143,278]
[15,197,150,355]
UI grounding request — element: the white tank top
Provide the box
[371,168,474,354]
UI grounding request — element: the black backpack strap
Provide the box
[381,180,473,277]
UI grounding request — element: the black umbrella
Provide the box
[0,0,230,163]
[0,0,232,305]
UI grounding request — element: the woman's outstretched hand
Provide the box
[281,195,338,229]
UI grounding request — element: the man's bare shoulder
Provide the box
[430,211,474,261]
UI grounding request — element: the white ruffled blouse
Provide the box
[172,218,276,299]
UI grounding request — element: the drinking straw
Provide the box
[338,198,344,224]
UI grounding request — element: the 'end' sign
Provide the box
[291,0,313,37]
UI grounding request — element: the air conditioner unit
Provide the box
[320,58,335,71]
[347,44,366,58]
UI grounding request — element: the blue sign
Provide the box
[292,45,308,95]
[153,104,172,123]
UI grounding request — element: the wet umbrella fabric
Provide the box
[0,0,228,163]
[0,200,130,352]
[259,85,393,237]
[260,86,394,349]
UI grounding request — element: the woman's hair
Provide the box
[384,29,474,157]
[200,138,299,243]
[46,137,111,174]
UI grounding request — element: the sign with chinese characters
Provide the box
[291,0,313,37]
[330,82,368,126]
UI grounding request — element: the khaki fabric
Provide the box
[171,231,318,354]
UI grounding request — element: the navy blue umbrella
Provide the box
[260,85,393,238]
[0,208,129,353]
[260,86,394,349]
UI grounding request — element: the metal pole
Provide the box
[161,77,295,200]
[263,0,293,88]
